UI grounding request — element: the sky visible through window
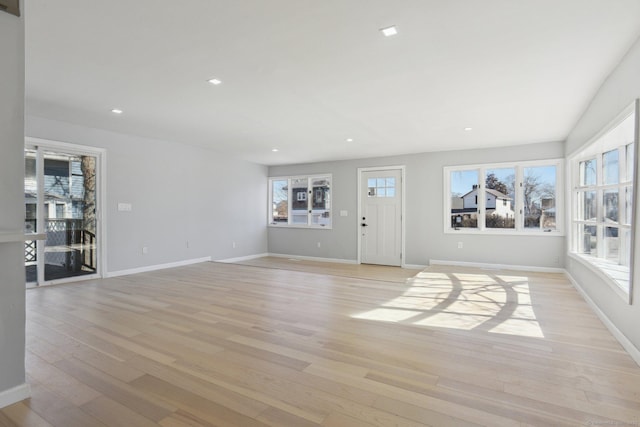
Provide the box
[450,170,478,197]
[451,167,556,196]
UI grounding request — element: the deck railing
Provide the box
[24,218,97,272]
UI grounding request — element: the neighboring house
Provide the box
[43,157,86,219]
[451,197,463,211]
[462,186,513,217]
[451,185,514,227]
[25,154,87,222]
[272,180,330,225]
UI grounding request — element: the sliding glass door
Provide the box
[25,144,101,285]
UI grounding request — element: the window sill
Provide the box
[444,229,564,237]
[568,253,630,303]
[269,224,332,230]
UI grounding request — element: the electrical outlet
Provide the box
[186,240,189,248]
[457,242,463,249]
[317,242,321,248]
[142,246,149,254]
[232,241,236,249]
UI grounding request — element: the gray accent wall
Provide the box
[0,7,26,398]
[565,36,640,352]
[269,141,565,268]
[26,116,269,273]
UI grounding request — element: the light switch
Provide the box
[340,210,348,217]
[118,202,132,212]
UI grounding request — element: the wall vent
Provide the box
[0,0,20,17]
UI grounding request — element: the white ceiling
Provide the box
[25,0,640,166]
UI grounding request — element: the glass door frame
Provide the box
[25,137,107,286]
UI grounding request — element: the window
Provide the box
[367,177,396,197]
[570,104,637,296]
[444,160,562,234]
[269,175,331,228]
[271,179,288,223]
[523,165,557,230]
[485,167,515,229]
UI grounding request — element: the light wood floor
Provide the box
[2,259,640,426]
[229,256,424,283]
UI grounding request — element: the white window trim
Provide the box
[268,174,333,229]
[567,101,638,303]
[443,159,564,236]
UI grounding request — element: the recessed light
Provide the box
[111,109,123,114]
[346,138,354,142]
[272,148,279,152]
[380,26,398,37]
[207,78,222,85]
[464,127,473,131]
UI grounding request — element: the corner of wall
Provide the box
[564,270,640,367]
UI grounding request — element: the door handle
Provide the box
[361,223,368,227]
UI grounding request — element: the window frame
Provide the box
[443,159,564,236]
[268,174,332,229]
[568,101,638,302]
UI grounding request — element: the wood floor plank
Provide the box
[321,411,378,427]
[158,411,216,427]
[126,355,271,419]
[25,384,108,427]
[25,352,101,406]
[166,359,329,424]
[0,411,18,427]
[372,396,484,427]
[256,406,323,427]
[53,357,176,422]
[67,345,145,383]
[2,259,640,426]
[0,402,53,427]
[80,396,159,427]
[303,364,521,427]
[129,374,271,427]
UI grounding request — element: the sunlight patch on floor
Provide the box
[413,312,491,330]
[352,307,425,322]
[352,271,545,338]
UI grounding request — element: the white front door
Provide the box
[359,168,403,266]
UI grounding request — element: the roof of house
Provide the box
[461,187,511,200]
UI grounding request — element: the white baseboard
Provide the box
[429,259,565,274]
[220,252,425,270]
[268,253,358,264]
[106,257,212,278]
[0,383,30,409]
[565,272,640,367]
[403,263,428,270]
[215,253,270,263]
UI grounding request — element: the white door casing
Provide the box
[25,137,107,286]
[358,167,404,266]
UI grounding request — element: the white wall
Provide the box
[269,141,565,268]
[26,116,268,274]
[0,7,28,406]
[565,36,640,354]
